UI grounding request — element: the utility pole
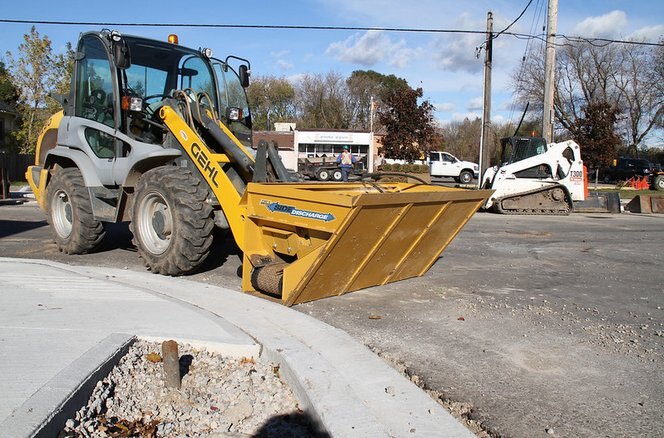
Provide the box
[542,0,558,143]
[478,11,493,188]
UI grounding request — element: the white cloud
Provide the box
[389,44,423,68]
[452,112,482,122]
[433,102,456,112]
[286,73,306,84]
[277,59,294,70]
[430,13,486,74]
[326,31,390,66]
[467,97,483,111]
[270,50,290,58]
[325,30,421,68]
[629,25,664,42]
[572,10,628,38]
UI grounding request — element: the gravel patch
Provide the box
[61,340,325,437]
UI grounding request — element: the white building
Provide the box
[254,129,378,173]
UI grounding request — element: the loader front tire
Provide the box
[46,167,105,254]
[130,167,214,275]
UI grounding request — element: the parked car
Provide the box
[600,158,655,183]
[428,151,479,183]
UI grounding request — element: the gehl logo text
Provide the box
[191,143,219,188]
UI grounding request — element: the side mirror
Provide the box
[112,40,131,70]
[239,65,250,88]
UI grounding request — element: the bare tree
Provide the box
[439,118,482,161]
[294,72,350,129]
[513,40,663,158]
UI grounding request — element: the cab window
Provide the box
[75,36,115,129]
[180,56,217,107]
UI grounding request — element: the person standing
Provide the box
[336,145,356,182]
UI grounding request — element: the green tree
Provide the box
[378,86,436,162]
[247,75,296,130]
[6,26,70,153]
[570,101,621,168]
[346,70,409,131]
[0,61,20,104]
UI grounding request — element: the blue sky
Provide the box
[1,1,663,133]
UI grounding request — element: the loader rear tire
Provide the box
[46,167,105,254]
[130,167,214,275]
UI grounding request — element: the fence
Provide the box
[0,153,35,182]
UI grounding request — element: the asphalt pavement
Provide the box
[0,257,474,438]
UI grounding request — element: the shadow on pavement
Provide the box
[0,218,48,238]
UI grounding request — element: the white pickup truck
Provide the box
[428,151,479,183]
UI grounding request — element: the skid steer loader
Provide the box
[27,30,492,305]
[480,136,585,215]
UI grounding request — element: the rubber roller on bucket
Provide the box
[251,263,287,296]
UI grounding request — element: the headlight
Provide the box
[121,96,143,112]
[474,165,479,171]
[227,107,242,121]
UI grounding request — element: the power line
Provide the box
[493,0,534,42]
[508,0,546,126]
[0,18,662,47]
[0,18,487,35]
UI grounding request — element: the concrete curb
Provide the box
[63,262,474,437]
[0,333,135,438]
[1,258,474,437]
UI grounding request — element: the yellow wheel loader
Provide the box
[27,30,491,305]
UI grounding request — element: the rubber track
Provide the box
[46,167,105,253]
[495,185,572,216]
[130,167,214,275]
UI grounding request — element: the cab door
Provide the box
[429,151,443,176]
[64,34,119,185]
[211,59,252,147]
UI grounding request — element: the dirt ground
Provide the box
[298,212,664,437]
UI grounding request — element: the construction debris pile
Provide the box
[61,340,320,437]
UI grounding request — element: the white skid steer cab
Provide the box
[481,136,586,215]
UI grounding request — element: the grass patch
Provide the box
[9,180,28,189]
[589,187,658,197]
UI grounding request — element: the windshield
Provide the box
[502,137,548,164]
[117,36,252,146]
[123,38,218,109]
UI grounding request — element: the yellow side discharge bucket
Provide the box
[241,182,492,306]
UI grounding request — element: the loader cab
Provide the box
[500,136,548,166]
[72,31,253,153]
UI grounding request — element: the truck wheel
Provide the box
[130,167,214,275]
[46,167,105,254]
[332,170,343,181]
[316,168,330,181]
[459,170,473,184]
[653,175,664,191]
